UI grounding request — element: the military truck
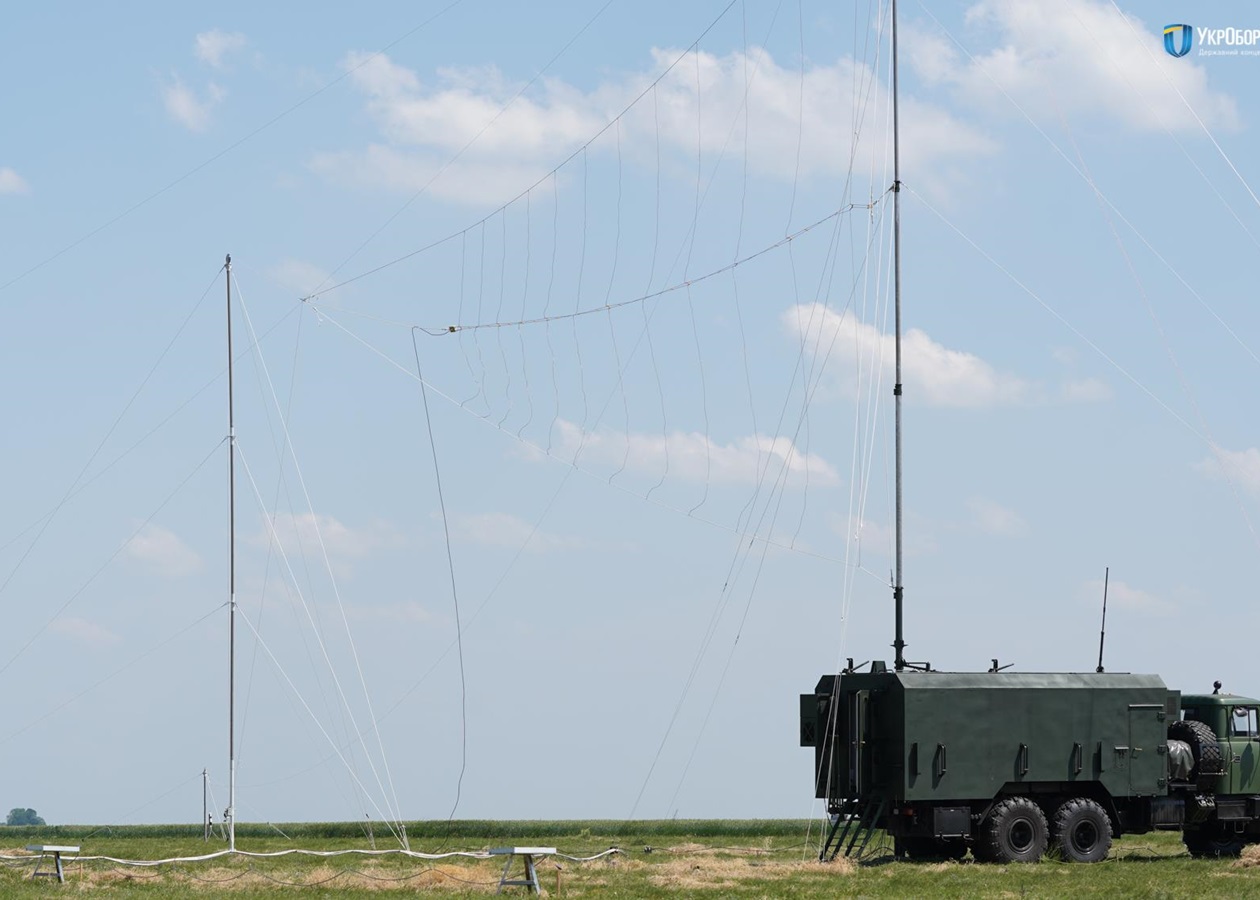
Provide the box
[796,0,1258,865]
[800,664,1260,861]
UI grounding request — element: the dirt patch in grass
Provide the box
[667,842,710,854]
[58,860,501,892]
[665,840,781,855]
[1233,845,1260,869]
[645,855,847,890]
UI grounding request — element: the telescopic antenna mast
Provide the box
[891,0,907,672]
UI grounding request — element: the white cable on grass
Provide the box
[0,846,622,866]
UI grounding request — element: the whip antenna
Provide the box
[1095,567,1109,673]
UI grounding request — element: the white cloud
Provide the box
[830,514,893,550]
[308,144,550,207]
[349,51,424,100]
[552,418,839,488]
[1051,344,1112,402]
[784,302,1028,407]
[967,497,1026,536]
[452,511,603,553]
[1051,346,1080,366]
[125,524,203,577]
[909,0,1238,132]
[0,167,29,195]
[783,302,1110,408]
[1195,446,1260,495]
[267,258,334,296]
[314,46,992,205]
[163,76,224,131]
[1059,377,1111,403]
[625,46,992,178]
[258,512,401,563]
[51,616,120,647]
[1084,577,1173,615]
[195,29,247,69]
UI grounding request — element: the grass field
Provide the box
[5,820,1260,897]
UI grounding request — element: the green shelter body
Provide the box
[802,666,1260,861]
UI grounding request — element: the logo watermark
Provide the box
[1164,24,1192,58]
[1164,23,1260,58]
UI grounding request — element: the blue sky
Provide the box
[2,0,1259,830]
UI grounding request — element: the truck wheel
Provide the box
[1168,719,1225,790]
[1052,798,1112,863]
[1184,826,1244,858]
[979,797,1049,863]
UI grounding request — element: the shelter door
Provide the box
[847,690,870,796]
[1127,703,1164,796]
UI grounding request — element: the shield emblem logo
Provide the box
[1164,24,1193,58]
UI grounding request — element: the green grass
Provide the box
[3,821,1260,897]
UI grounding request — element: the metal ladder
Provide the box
[821,796,885,861]
[819,799,857,861]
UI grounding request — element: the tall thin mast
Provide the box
[225,253,237,850]
[891,0,907,672]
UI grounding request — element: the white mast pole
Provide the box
[225,253,237,850]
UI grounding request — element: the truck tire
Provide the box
[1184,825,1244,858]
[979,797,1049,863]
[1051,798,1112,863]
[1168,719,1225,790]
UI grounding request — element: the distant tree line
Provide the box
[5,808,45,826]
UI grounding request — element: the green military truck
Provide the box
[800,665,1260,862]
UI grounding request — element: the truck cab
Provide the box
[1183,693,1260,796]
